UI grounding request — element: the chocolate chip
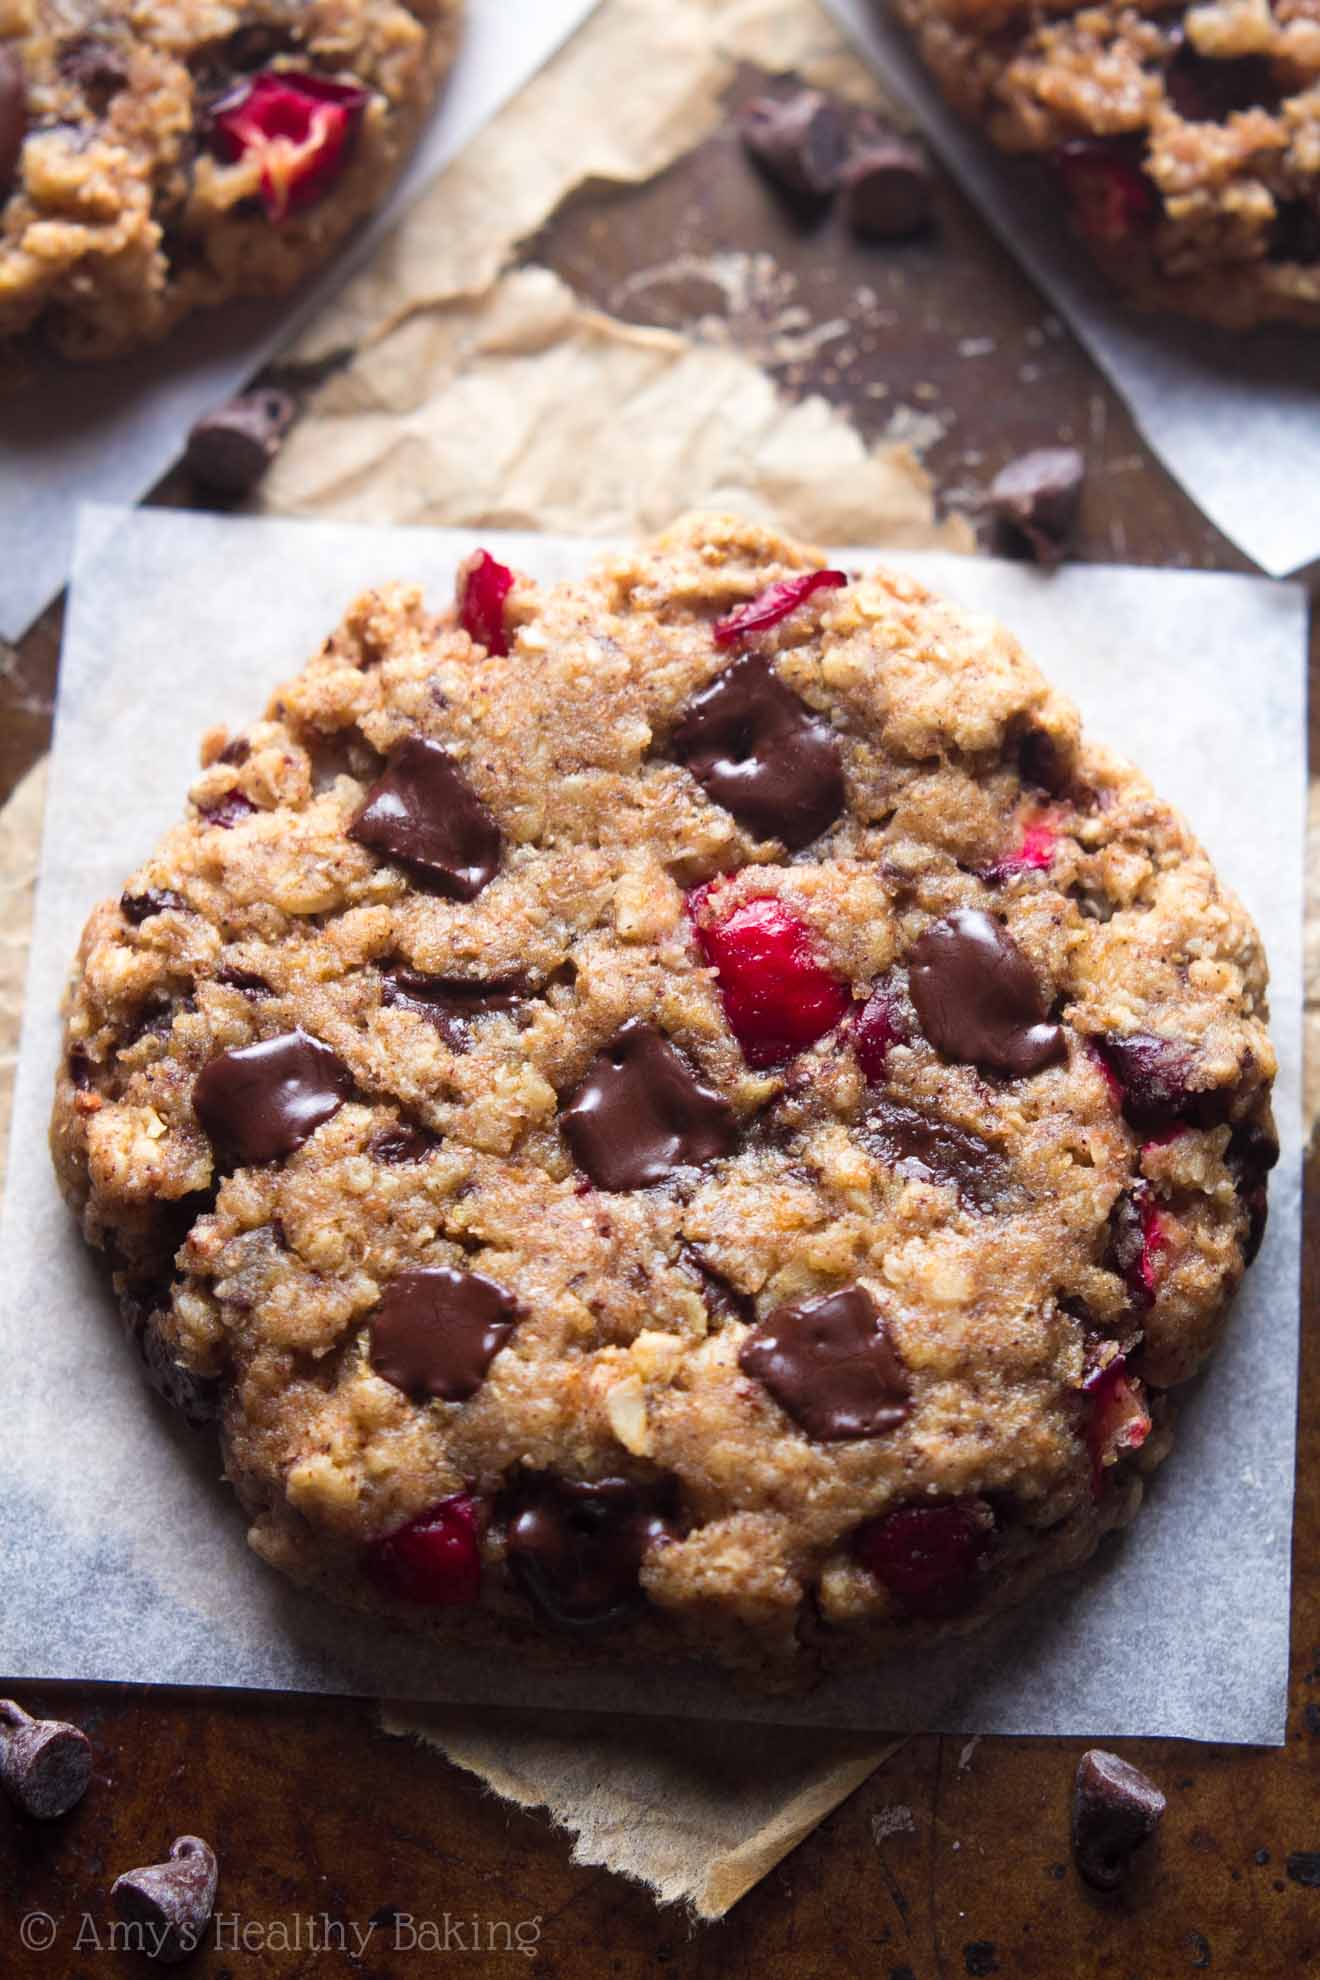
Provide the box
[671,654,845,851]
[112,1835,219,1964]
[1167,44,1280,123]
[349,736,502,901]
[183,390,296,497]
[368,1122,439,1165]
[0,47,27,200]
[0,1701,92,1820]
[562,1021,737,1191]
[505,1475,678,1627]
[119,1289,222,1425]
[121,888,188,924]
[197,789,257,829]
[369,1267,520,1403]
[217,735,250,767]
[679,1243,757,1326]
[739,1284,910,1441]
[1228,1114,1278,1266]
[214,965,271,996]
[739,89,848,202]
[1095,1030,1240,1133]
[1072,1750,1166,1890]
[193,1029,351,1165]
[908,908,1064,1077]
[225,23,298,69]
[380,966,525,1049]
[1270,197,1320,266]
[58,36,129,113]
[841,135,932,239]
[861,1097,1003,1208]
[989,448,1084,566]
[1016,724,1071,797]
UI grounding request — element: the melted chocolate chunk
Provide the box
[505,1475,678,1627]
[120,887,188,925]
[368,1122,440,1165]
[862,1097,1003,1209]
[679,1243,757,1326]
[1072,1750,1166,1890]
[739,1284,911,1441]
[369,1267,520,1403]
[349,736,502,900]
[193,1029,351,1164]
[0,47,27,201]
[562,1021,738,1191]
[380,966,525,1049]
[671,654,845,852]
[908,908,1064,1077]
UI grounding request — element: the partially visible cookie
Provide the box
[51,515,1276,1687]
[0,2,462,362]
[889,0,1320,329]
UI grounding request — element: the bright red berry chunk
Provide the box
[210,70,369,223]
[713,569,847,647]
[853,1501,991,1619]
[1083,1355,1152,1498]
[982,808,1059,883]
[853,977,909,1082]
[692,890,850,1070]
[364,1493,481,1605]
[1055,140,1157,245]
[457,549,515,657]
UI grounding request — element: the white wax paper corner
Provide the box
[0,0,601,643]
[822,0,1320,580]
[0,505,1303,1740]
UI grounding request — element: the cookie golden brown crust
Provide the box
[889,0,1320,330]
[51,515,1276,1686]
[0,0,462,362]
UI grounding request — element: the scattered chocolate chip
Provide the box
[121,887,188,925]
[0,1700,92,1819]
[989,447,1084,566]
[349,736,502,900]
[58,35,128,112]
[368,1122,439,1165]
[841,134,932,239]
[0,46,27,200]
[1072,1750,1166,1890]
[193,1029,351,1165]
[112,1835,219,1965]
[1167,43,1280,123]
[738,89,848,203]
[369,1267,520,1403]
[197,789,257,829]
[671,654,845,851]
[183,389,296,497]
[860,1097,1004,1208]
[119,1289,222,1425]
[679,1243,757,1326]
[739,1284,911,1441]
[908,908,1064,1077]
[562,1021,737,1191]
[505,1475,678,1627]
[380,966,525,1049]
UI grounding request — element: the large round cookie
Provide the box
[51,515,1276,1685]
[890,0,1320,330]
[0,1,462,362]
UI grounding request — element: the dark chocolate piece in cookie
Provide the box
[739,1285,911,1440]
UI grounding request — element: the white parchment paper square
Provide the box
[0,0,601,643]
[822,0,1320,580]
[0,506,1303,1740]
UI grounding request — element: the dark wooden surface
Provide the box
[2,64,1317,1980]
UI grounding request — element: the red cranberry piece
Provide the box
[457,549,515,657]
[713,569,847,647]
[1108,1181,1169,1307]
[853,1500,992,1619]
[1055,140,1157,244]
[692,888,850,1070]
[981,808,1059,883]
[364,1493,481,1605]
[209,70,369,224]
[1083,1355,1151,1498]
[1093,1031,1234,1132]
[852,976,909,1081]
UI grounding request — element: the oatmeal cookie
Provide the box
[0,1,461,362]
[51,515,1277,1685]
[890,0,1320,328]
